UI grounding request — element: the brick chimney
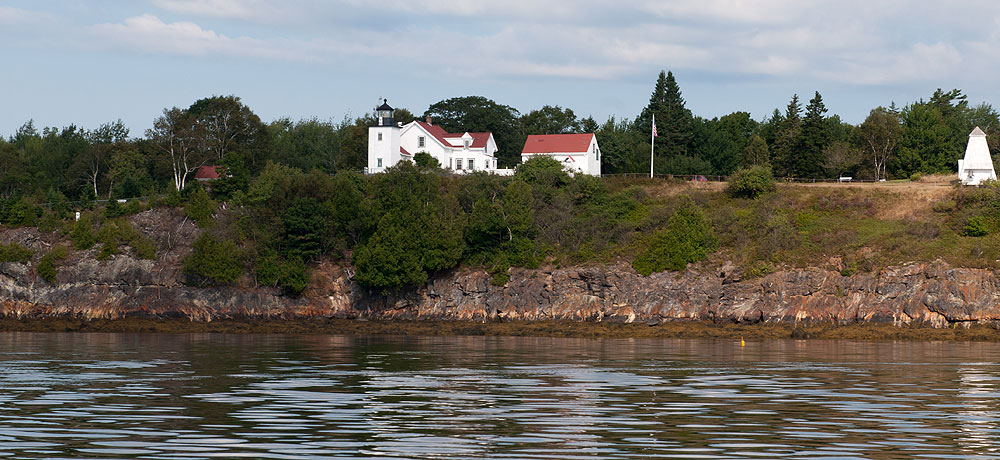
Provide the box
[425,116,432,125]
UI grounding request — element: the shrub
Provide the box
[95,219,157,260]
[932,200,956,213]
[36,246,69,283]
[256,254,311,295]
[183,234,242,286]
[963,216,990,237]
[184,187,216,228]
[910,172,922,182]
[70,214,97,250]
[632,196,716,275]
[413,151,441,169]
[5,198,41,227]
[104,199,124,219]
[123,200,145,216]
[0,243,32,263]
[726,166,776,199]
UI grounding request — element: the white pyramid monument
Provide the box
[958,127,997,185]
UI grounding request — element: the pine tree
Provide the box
[771,95,802,177]
[637,70,692,162]
[796,91,829,178]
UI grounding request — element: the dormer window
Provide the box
[418,136,425,148]
[464,139,470,148]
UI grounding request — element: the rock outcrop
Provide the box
[3,249,1000,327]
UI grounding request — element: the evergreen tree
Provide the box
[636,70,692,163]
[795,91,830,178]
[742,134,770,167]
[771,95,802,177]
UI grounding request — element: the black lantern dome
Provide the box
[375,99,395,127]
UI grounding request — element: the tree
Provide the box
[742,134,770,167]
[413,151,441,168]
[187,95,270,169]
[859,107,902,181]
[107,142,149,199]
[897,103,952,176]
[632,195,715,275]
[771,95,802,177]
[596,116,645,173]
[795,91,829,178]
[183,233,242,286]
[520,105,581,135]
[637,70,692,160]
[147,108,205,191]
[823,141,862,177]
[424,96,522,167]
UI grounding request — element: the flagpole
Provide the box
[650,114,655,178]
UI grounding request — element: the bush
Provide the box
[726,166,776,199]
[413,151,441,169]
[963,216,990,237]
[932,200,956,213]
[183,234,242,286]
[0,243,32,263]
[256,254,311,295]
[184,187,216,228]
[36,246,69,284]
[95,219,157,260]
[104,199,124,219]
[632,196,716,275]
[70,214,97,250]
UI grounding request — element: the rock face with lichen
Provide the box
[1,210,999,327]
[2,251,1000,328]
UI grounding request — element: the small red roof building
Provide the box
[521,133,601,176]
[194,165,221,181]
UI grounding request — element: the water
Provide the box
[1,334,1000,459]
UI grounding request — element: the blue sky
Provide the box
[3,1,999,137]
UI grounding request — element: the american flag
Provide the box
[652,114,658,137]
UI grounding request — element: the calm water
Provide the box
[2,334,1000,459]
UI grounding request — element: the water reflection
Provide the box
[2,333,1000,458]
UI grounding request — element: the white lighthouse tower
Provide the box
[958,127,997,185]
[367,99,402,174]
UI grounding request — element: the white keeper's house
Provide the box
[521,133,602,176]
[367,100,502,174]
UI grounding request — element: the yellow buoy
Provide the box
[740,337,746,347]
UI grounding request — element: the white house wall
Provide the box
[519,135,601,177]
[398,123,498,174]
[367,126,401,173]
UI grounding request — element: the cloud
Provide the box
[0,6,57,26]
[150,0,268,19]
[89,14,313,61]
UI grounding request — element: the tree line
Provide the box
[3,76,999,209]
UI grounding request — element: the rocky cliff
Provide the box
[2,235,998,328]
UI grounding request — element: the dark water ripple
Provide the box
[2,334,1000,458]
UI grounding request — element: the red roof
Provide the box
[400,147,412,156]
[194,165,221,180]
[416,122,491,149]
[522,134,595,154]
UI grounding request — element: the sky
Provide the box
[3,0,1000,137]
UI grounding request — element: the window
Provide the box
[464,139,470,148]
[468,159,475,170]
[377,158,383,168]
[418,136,425,148]
[456,159,463,170]
[595,146,600,161]
[378,132,383,141]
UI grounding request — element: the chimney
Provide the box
[425,116,432,125]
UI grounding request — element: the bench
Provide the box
[838,176,852,183]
